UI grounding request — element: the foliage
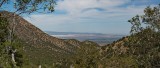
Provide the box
[69,42,101,68]
[0,0,56,14]
[128,4,160,34]
[126,28,160,67]
[0,15,28,68]
[0,15,9,44]
[127,4,160,68]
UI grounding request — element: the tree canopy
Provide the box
[128,4,160,34]
[0,0,56,14]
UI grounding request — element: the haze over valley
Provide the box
[46,31,125,45]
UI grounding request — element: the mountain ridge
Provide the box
[0,11,79,65]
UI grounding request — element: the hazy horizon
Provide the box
[45,31,128,35]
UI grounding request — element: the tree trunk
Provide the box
[11,49,16,64]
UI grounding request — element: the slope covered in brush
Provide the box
[0,11,79,65]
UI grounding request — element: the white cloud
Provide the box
[55,0,130,15]
[24,0,154,34]
[25,0,145,21]
[53,0,146,20]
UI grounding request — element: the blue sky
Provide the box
[22,0,160,34]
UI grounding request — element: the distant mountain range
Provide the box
[45,31,125,36]
[45,31,125,45]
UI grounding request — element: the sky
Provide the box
[22,0,160,34]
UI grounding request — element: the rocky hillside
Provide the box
[0,11,80,64]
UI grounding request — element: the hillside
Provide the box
[0,11,79,65]
[100,30,160,67]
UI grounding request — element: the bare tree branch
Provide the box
[0,0,5,7]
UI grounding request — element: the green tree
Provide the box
[0,14,27,68]
[128,4,160,68]
[0,0,56,14]
[128,4,160,34]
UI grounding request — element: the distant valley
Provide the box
[45,31,125,46]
